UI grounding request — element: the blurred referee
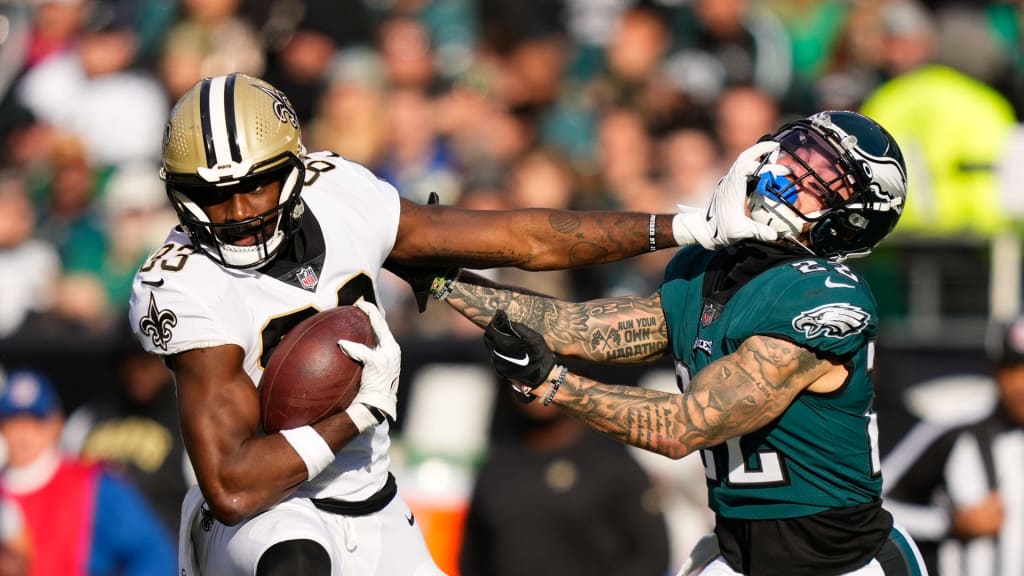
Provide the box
[884,317,1024,576]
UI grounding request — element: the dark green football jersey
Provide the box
[660,244,883,520]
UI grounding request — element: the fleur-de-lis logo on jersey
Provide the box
[139,293,178,351]
[253,85,299,128]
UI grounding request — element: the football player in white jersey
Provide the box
[128,73,779,576]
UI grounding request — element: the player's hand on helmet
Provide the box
[672,140,781,249]
[337,300,401,429]
[483,310,556,403]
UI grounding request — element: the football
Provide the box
[260,305,376,433]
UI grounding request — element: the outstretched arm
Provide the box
[545,335,834,458]
[484,317,840,460]
[389,140,780,270]
[441,270,669,364]
[390,201,675,270]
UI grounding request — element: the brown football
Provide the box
[260,305,375,433]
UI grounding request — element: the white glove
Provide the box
[672,140,781,249]
[337,300,401,431]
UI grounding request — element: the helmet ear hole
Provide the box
[847,213,868,231]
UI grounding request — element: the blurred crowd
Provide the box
[3,0,1024,573]
[1,0,1023,342]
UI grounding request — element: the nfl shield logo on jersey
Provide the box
[295,265,319,290]
[700,301,721,327]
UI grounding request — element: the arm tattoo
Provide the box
[549,335,833,458]
[445,272,668,363]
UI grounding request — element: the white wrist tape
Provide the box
[280,426,334,480]
[345,403,381,433]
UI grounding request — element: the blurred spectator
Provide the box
[593,107,664,213]
[0,171,59,339]
[587,3,677,125]
[376,86,462,205]
[767,0,848,97]
[860,0,1017,237]
[156,0,264,101]
[984,2,1024,118]
[656,121,720,207]
[438,67,540,182]
[0,1,32,104]
[664,0,792,111]
[262,0,374,123]
[22,0,86,69]
[31,136,113,330]
[307,47,388,166]
[62,324,192,535]
[378,14,438,93]
[476,13,566,112]
[14,0,168,168]
[0,368,175,575]
[459,387,671,576]
[0,105,54,174]
[712,84,781,168]
[93,163,176,311]
[0,495,28,576]
[812,0,887,111]
[541,3,676,168]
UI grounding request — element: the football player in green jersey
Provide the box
[429,111,928,575]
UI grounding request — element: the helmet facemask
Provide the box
[167,158,306,269]
[748,111,907,262]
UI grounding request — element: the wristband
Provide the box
[512,382,537,404]
[430,268,463,301]
[648,214,657,252]
[345,403,383,433]
[543,365,568,406]
[280,425,335,480]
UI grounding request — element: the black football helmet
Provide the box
[161,73,307,269]
[748,110,907,261]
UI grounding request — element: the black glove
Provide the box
[384,192,454,313]
[383,261,456,313]
[483,309,556,402]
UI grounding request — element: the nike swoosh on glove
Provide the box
[672,140,781,249]
[483,310,555,402]
[338,300,401,427]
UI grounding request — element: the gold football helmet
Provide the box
[162,73,307,269]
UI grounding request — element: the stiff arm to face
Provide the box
[437,270,844,459]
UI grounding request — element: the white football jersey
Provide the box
[128,151,401,501]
